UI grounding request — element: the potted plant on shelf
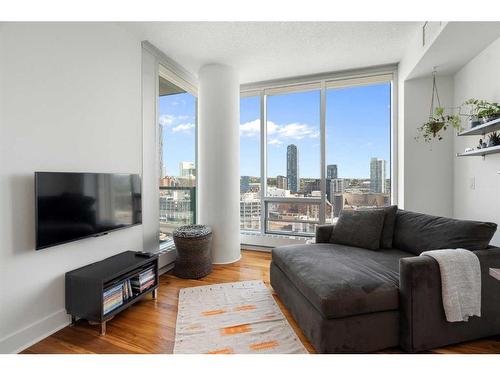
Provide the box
[462,99,500,125]
[488,131,500,147]
[416,106,462,142]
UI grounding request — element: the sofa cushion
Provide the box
[379,205,398,248]
[315,224,335,243]
[393,210,497,255]
[330,209,385,250]
[272,243,411,319]
[361,205,398,249]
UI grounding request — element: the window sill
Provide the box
[240,231,308,248]
[159,240,176,253]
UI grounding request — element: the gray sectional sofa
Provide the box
[270,209,500,353]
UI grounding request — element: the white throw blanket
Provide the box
[420,249,481,322]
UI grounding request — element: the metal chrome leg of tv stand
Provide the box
[100,321,106,336]
[152,288,158,300]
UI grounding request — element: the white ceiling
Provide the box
[122,22,420,84]
[407,22,500,79]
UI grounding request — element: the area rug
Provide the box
[173,280,308,354]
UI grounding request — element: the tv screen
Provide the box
[35,172,142,250]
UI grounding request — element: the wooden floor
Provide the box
[22,250,500,354]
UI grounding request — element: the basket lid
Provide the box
[173,224,212,238]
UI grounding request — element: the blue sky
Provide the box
[159,93,196,177]
[159,82,390,179]
[326,83,391,179]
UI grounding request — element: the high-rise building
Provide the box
[276,175,287,190]
[327,164,338,179]
[330,178,345,194]
[240,193,261,231]
[287,144,299,193]
[179,161,195,178]
[302,179,320,195]
[240,176,251,193]
[370,157,386,193]
[333,194,344,218]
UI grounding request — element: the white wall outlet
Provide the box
[469,177,476,190]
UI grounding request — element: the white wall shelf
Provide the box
[458,117,500,136]
[457,144,500,158]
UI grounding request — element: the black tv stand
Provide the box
[65,251,159,335]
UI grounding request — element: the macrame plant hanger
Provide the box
[429,68,441,124]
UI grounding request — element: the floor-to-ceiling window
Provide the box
[158,72,197,247]
[325,78,392,223]
[239,72,394,240]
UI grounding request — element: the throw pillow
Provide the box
[360,205,398,248]
[330,209,386,250]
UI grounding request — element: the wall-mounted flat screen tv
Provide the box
[35,172,142,250]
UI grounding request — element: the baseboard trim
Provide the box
[158,262,174,276]
[212,254,242,265]
[0,308,70,354]
[241,244,272,252]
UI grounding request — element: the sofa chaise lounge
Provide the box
[270,209,500,353]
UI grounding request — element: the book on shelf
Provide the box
[130,275,154,286]
[103,283,122,298]
[103,283,124,315]
[103,268,157,315]
[130,268,156,293]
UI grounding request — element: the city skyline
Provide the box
[241,146,388,195]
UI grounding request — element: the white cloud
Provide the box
[240,119,260,137]
[276,123,319,139]
[267,121,279,135]
[268,139,283,146]
[159,114,191,127]
[172,123,195,133]
[159,114,175,126]
[240,118,318,140]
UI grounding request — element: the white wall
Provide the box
[0,23,143,353]
[453,36,500,246]
[397,22,456,216]
[402,76,455,217]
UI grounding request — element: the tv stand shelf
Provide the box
[65,251,159,335]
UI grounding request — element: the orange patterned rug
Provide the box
[173,280,307,354]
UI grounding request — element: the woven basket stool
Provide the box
[173,224,213,279]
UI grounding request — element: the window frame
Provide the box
[240,66,398,239]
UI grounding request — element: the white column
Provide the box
[198,64,241,264]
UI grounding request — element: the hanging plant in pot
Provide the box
[416,107,461,142]
[415,70,462,143]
